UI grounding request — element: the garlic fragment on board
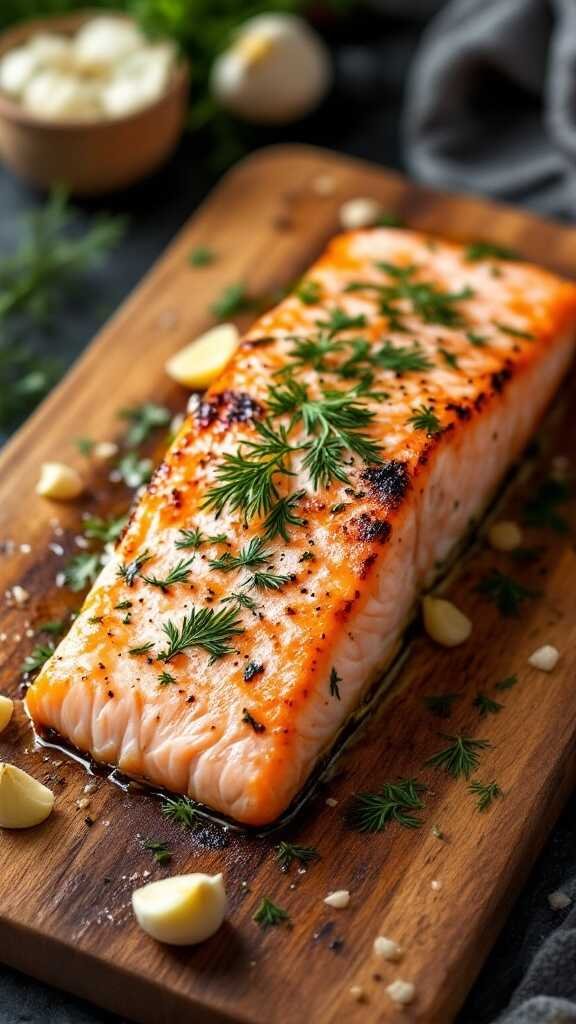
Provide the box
[374,935,403,961]
[386,979,416,1006]
[488,520,523,552]
[166,324,239,390]
[211,14,331,124]
[324,890,350,909]
[132,873,226,945]
[0,763,54,828]
[422,595,472,647]
[339,197,383,230]
[0,696,13,734]
[36,462,83,501]
[528,645,560,672]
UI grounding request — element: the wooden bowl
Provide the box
[0,10,189,195]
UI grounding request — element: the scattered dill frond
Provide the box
[522,479,570,533]
[346,779,427,833]
[162,796,199,828]
[211,282,253,319]
[242,569,291,592]
[315,307,366,335]
[466,330,487,347]
[438,347,459,370]
[295,279,322,305]
[157,671,176,686]
[202,420,297,520]
[261,490,306,542]
[143,839,172,865]
[189,246,215,267]
[423,693,459,719]
[372,339,432,375]
[495,674,518,692]
[408,404,442,435]
[21,643,54,675]
[117,549,151,587]
[494,322,534,341]
[209,536,270,573]
[141,556,195,591]
[82,513,127,544]
[128,641,155,656]
[425,734,490,779]
[37,619,66,635]
[220,591,259,612]
[477,570,536,617]
[473,693,504,717]
[75,437,95,456]
[465,241,518,262]
[64,552,102,592]
[253,897,291,929]
[376,211,405,227]
[159,606,244,663]
[469,780,503,812]
[276,842,319,872]
[119,402,171,448]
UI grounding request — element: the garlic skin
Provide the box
[166,323,239,390]
[36,462,83,500]
[132,873,226,945]
[211,14,331,124]
[0,696,14,734]
[0,763,54,829]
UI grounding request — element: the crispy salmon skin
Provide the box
[26,228,576,825]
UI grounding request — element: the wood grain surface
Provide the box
[0,145,575,1024]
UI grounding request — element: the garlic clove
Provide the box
[0,46,40,97]
[28,33,75,73]
[422,595,472,647]
[0,763,54,828]
[132,873,226,945]
[74,17,145,72]
[339,197,383,231]
[165,324,239,390]
[211,13,331,125]
[101,43,176,117]
[22,71,101,120]
[36,462,84,500]
[528,644,560,672]
[487,520,523,552]
[0,696,14,734]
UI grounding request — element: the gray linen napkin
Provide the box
[404,0,576,217]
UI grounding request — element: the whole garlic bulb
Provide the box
[210,14,331,124]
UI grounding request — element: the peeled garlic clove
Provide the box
[0,46,40,97]
[422,595,472,647]
[166,324,239,390]
[29,33,75,72]
[132,873,226,945]
[101,45,175,117]
[488,520,523,552]
[339,197,383,231]
[74,16,145,72]
[22,71,101,120]
[36,461,83,500]
[211,13,331,124]
[0,696,14,734]
[0,763,54,828]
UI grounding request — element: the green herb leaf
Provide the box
[141,556,195,591]
[82,513,127,544]
[128,641,155,656]
[425,734,490,779]
[161,796,199,827]
[143,839,172,865]
[465,242,519,262]
[495,674,518,692]
[346,779,427,832]
[189,246,215,267]
[295,279,322,305]
[276,842,319,871]
[117,550,152,587]
[159,606,244,663]
[469,779,503,812]
[158,671,177,686]
[522,479,570,533]
[423,693,459,719]
[408,404,442,435]
[477,570,536,617]
[261,490,306,542]
[211,282,253,319]
[473,693,504,717]
[372,339,432,375]
[494,322,534,341]
[64,552,102,592]
[21,643,54,675]
[202,420,297,521]
[253,897,291,928]
[315,307,367,335]
[209,536,270,573]
[466,330,488,347]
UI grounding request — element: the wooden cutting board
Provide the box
[1,145,575,1024]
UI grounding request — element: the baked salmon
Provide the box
[26,228,576,825]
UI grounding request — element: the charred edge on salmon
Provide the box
[361,460,410,508]
[196,390,264,428]
[445,401,472,421]
[352,513,392,545]
[491,366,513,394]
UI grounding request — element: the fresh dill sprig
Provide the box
[347,262,472,328]
[64,552,102,592]
[295,279,322,305]
[116,452,153,488]
[261,490,306,542]
[161,796,199,828]
[158,671,176,686]
[494,321,534,341]
[522,479,570,533]
[143,839,172,865]
[253,897,291,929]
[242,569,291,592]
[465,241,518,262]
[21,643,54,675]
[128,641,155,656]
[329,667,342,700]
[469,780,503,812]
[423,693,459,719]
[175,528,228,550]
[439,347,459,369]
[82,513,127,544]
[141,556,195,591]
[37,619,66,635]
[495,674,518,692]
[473,693,504,717]
[477,570,535,617]
[372,339,432,374]
[220,591,259,612]
[202,420,297,520]
[466,330,488,347]
[189,246,215,267]
[117,549,152,587]
[315,307,367,335]
[209,536,270,573]
[425,734,490,779]
[276,842,319,872]
[346,779,427,832]
[408,404,442,435]
[211,282,253,319]
[159,606,244,663]
[285,333,345,372]
[119,402,170,448]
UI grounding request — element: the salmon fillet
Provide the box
[26,228,576,825]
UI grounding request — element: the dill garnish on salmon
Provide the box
[26,228,576,825]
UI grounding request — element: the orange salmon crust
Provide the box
[26,228,576,825]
